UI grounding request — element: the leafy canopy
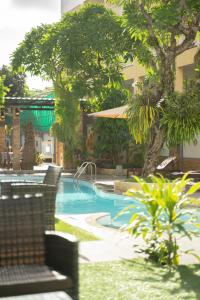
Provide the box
[110,0,200,149]
[0,65,27,97]
[12,4,131,163]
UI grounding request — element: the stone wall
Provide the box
[97,167,127,176]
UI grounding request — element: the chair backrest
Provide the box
[0,194,45,267]
[156,156,176,170]
[0,182,12,195]
[10,183,56,231]
[43,166,62,187]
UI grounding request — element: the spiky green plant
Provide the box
[119,174,200,266]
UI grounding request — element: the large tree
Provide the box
[0,65,27,97]
[12,4,130,167]
[111,0,200,176]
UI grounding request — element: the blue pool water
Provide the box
[56,178,141,228]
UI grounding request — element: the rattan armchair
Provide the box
[0,165,62,189]
[43,166,62,188]
[0,194,79,300]
[0,166,62,230]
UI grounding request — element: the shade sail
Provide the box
[88,105,128,119]
[20,93,55,132]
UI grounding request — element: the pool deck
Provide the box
[57,175,200,265]
[57,212,200,265]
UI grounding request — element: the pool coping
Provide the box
[56,212,123,241]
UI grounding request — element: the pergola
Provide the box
[0,96,55,170]
[4,96,55,110]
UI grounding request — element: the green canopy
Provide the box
[20,93,55,132]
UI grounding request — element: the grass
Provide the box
[80,259,200,300]
[55,218,99,241]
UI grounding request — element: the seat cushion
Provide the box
[0,195,45,266]
[0,265,72,297]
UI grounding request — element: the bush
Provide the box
[119,174,200,266]
[35,152,44,165]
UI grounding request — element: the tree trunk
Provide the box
[142,126,165,177]
[142,55,175,177]
[63,143,74,169]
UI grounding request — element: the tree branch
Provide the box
[175,13,200,56]
[139,3,165,58]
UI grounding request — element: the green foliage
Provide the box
[51,83,81,162]
[161,81,200,146]
[194,49,200,76]
[109,0,200,175]
[92,85,130,164]
[59,4,131,86]
[94,118,130,165]
[127,92,159,144]
[127,141,145,168]
[121,174,200,266]
[55,218,99,241]
[12,24,58,78]
[12,4,129,163]
[0,65,28,97]
[0,65,27,111]
[0,77,5,107]
[35,152,44,165]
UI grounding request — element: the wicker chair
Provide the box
[0,194,79,300]
[0,166,62,230]
[43,166,62,188]
[0,165,62,189]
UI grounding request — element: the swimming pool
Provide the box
[56,178,141,228]
[0,175,137,227]
[0,175,199,228]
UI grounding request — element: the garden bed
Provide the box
[114,180,144,193]
[114,180,170,193]
[97,167,127,176]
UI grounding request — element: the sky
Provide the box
[0,0,61,89]
[61,0,84,12]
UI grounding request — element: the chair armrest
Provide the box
[1,179,42,184]
[10,182,56,192]
[45,231,79,300]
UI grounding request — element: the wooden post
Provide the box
[12,108,21,170]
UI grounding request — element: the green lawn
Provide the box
[55,218,99,241]
[80,259,200,300]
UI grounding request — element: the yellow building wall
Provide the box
[123,47,198,93]
[175,47,198,92]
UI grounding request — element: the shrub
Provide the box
[119,174,200,266]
